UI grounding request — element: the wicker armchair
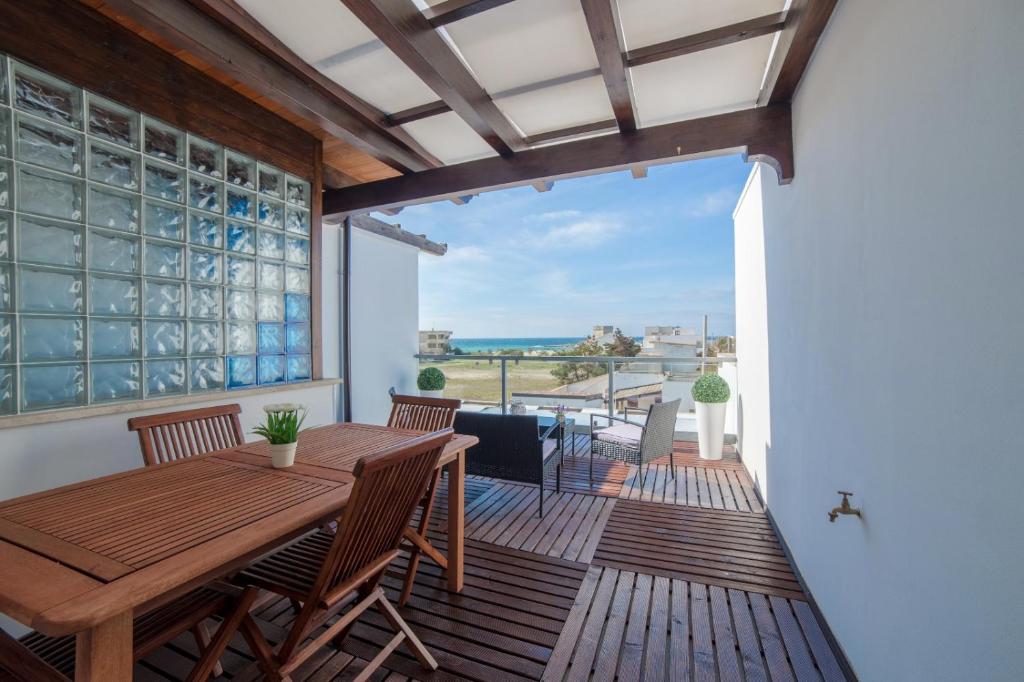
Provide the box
[590,399,681,482]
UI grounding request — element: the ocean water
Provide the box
[450,337,586,353]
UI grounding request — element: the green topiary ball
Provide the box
[692,373,730,403]
[417,367,446,391]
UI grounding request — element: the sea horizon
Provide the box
[449,336,643,354]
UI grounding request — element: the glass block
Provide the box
[287,355,311,382]
[17,215,83,267]
[226,221,255,254]
[258,355,286,385]
[143,119,184,165]
[0,211,8,260]
[285,293,310,322]
[189,320,222,355]
[189,284,221,319]
[91,360,141,402]
[285,206,310,235]
[257,292,284,321]
[285,265,309,293]
[0,366,14,415]
[146,358,186,397]
[21,363,86,411]
[89,274,140,316]
[286,322,311,354]
[19,315,84,361]
[0,108,10,158]
[145,319,184,356]
[226,187,255,222]
[18,266,83,313]
[88,140,139,190]
[189,174,222,213]
[189,211,222,248]
[0,314,12,362]
[13,62,82,129]
[258,322,285,354]
[144,160,184,203]
[144,240,184,279]
[0,263,11,309]
[89,185,139,232]
[226,321,256,354]
[190,357,224,392]
[285,236,310,264]
[143,199,184,240]
[0,159,9,209]
[89,228,138,274]
[286,176,310,208]
[188,247,221,283]
[16,113,83,175]
[226,151,255,190]
[16,164,83,221]
[258,260,283,291]
[89,318,141,359]
[258,199,283,229]
[257,228,284,259]
[143,279,184,317]
[227,355,256,389]
[258,165,284,198]
[188,136,222,178]
[226,255,255,287]
[87,94,139,149]
[225,288,255,320]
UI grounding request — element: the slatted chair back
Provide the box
[127,404,245,466]
[638,398,682,461]
[387,394,461,431]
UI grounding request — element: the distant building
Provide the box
[418,330,452,354]
[636,326,701,374]
[590,324,616,345]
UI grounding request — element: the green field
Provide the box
[419,358,564,403]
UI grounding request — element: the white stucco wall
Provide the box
[733,1,1024,679]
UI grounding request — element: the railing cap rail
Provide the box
[414,353,731,364]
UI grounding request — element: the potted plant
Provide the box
[417,367,446,398]
[253,403,307,468]
[692,373,730,460]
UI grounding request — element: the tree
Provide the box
[605,328,641,357]
[551,337,607,384]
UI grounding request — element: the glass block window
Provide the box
[0,54,313,415]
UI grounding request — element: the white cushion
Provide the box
[594,423,642,447]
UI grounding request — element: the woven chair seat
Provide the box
[593,423,643,448]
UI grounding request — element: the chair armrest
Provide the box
[539,421,559,441]
[590,413,645,430]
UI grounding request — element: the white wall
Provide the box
[348,229,420,424]
[733,1,1024,679]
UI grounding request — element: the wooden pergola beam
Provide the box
[352,215,447,255]
[423,0,516,28]
[325,104,793,216]
[626,12,789,68]
[523,119,618,147]
[758,0,839,105]
[342,0,526,156]
[580,0,636,132]
[95,0,440,173]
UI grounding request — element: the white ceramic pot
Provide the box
[420,389,443,398]
[269,442,297,468]
[695,401,727,460]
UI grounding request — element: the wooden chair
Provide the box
[128,404,244,466]
[198,429,454,682]
[386,394,461,605]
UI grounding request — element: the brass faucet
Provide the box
[828,491,861,522]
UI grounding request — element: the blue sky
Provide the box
[376,154,752,339]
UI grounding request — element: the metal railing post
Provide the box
[500,358,508,414]
[607,359,615,418]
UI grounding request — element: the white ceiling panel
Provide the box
[318,47,441,114]
[441,0,598,93]
[494,76,614,137]
[618,0,786,51]
[401,112,498,165]
[631,35,774,127]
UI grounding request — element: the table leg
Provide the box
[446,450,465,592]
[75,610,132,681]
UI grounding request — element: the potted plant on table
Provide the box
[253,403,307,468]
[692,373,730,460]
[417,367,446,398]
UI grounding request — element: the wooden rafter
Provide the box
[423,0,516,28]
[341,0,526,156]
[523,119,619,147]
[626,12,789,68]
[351,215,447,255]
[94,0,440,173]
[324,105,794,215]
[580,0,636,132]
[758,0,839,105]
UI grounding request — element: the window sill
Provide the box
[0,378,342,430]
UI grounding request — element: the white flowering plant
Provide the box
[253,403,307,444]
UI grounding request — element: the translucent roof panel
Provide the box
[441,0,598,93]
[495,76,614,138]
[631,35,775,127]
[401,112,498,166]
[618,0,786,50]
[237,0,438,114]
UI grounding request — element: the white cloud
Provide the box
[687,187,739,217]
[534,218,624,249]
[530,209,582,222]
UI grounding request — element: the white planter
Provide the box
[420,389,443,398]
[269,442,297,468]
[695,401,727,460]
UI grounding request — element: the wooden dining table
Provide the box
[0,422,477,681]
